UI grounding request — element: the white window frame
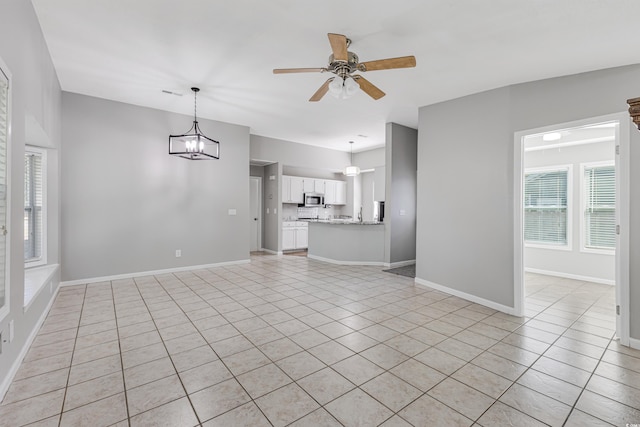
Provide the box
[24,146,47,268]
[524,164,573,251]
[580,160,615,255]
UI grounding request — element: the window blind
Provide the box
[584,165,615,250]
[524,169,568,245]
[24,150,43,262]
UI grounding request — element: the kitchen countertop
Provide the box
[307,219,383,225]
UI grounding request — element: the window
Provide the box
[24,147,46,265]
[524,166,570,247]
[583,162,615,251]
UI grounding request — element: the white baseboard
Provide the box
[629,337,640,350]
[0,285,60,401]
[414,277,517,316]
[524,267,614,286]
[307,254,385,266]
[384,259,416,269]
[60,259,251,287]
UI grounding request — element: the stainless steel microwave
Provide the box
[303,193,324,207]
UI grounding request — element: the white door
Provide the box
[0,65,9,321]
[249,177,261,251]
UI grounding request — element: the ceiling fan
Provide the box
[273,33,416,102]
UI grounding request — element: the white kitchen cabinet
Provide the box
[296,226,308,248]
[314,179,325,194]
[282,227,296,250]
[335,181,346,205]
[282,221,308,250]
[303,179,315,193]
[290,177,304,203]
[374,166,386,201]
[324,180,336,204]
[282,175,304,204]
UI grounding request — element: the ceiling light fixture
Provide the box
[328,76,360,99]
[343,141,360,176]
[542,132,562,142]
[169,87,220,160]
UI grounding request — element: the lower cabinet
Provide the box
[282,222,308,250]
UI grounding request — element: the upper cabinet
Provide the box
[335,181,347,205]
[282,175,304,204]
[282,175,346,205]
[302,179,315,193]
[374,166,386,201]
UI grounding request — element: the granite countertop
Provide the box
[308,219,383,225]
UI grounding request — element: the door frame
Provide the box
[0,57,12,324]
[513,112,630,345]
[249,176,263,252]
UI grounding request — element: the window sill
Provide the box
[24,264,59,312]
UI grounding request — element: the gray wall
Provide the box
[385,123,418,264]
[0,0,62,390]
[251,135,349,171]
[417,64,640,339]
[354,147,385,170]
[263,163,280,252]
[61,93,250,281]
[250,165,265,178]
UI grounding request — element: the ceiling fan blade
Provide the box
[273,68,326,74]
[354,76,385,100]
[358,56,416,72]
[328,33,348,62]
[309,79,332,102]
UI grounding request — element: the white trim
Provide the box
[24,264,59,312]
[307,254,385,266]
[0,57,12,324]
[524,267,614,286]
[0,284,59,401]
[60,259,250,287]
[615,116,630,346]
[515,114,630,345]
[629,337,640,351]
[384,259,416,268]
[414,277,517,316]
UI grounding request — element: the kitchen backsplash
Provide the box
[282,205,347,221]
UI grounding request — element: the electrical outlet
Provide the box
[175,249,181,257]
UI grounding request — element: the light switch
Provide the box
[228,209,237,216]
[399,210,406,216]
[266,208,270,214]
[274,208,277,214]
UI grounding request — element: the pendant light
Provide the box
[169,87,220,160]
[343,141,360,176]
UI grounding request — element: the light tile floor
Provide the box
[1,253,639,426]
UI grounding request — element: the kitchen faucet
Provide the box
[358,207,363,222]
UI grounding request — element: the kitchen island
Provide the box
[307,220,385,265]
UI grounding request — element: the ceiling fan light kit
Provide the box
[169,87,220,160]
[274,33,416,102]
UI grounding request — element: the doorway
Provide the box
[249,176,262,252]
[513,113,630,345]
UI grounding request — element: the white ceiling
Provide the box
[31,0,640,152]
